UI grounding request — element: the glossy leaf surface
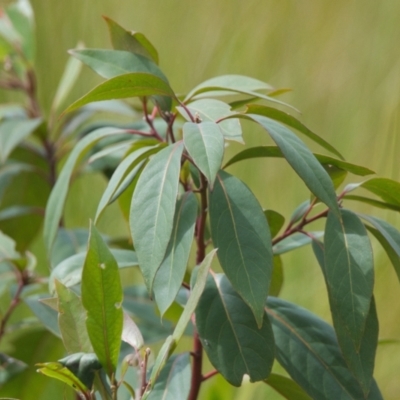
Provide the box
[266,297,383,400]
[361,178,400,206]
[130,142,184,291]
[196,274,275,386]
[264,209,285,238]
[209,170,273,326]
[122,311,144,350]
[81,225,123,377]
[273,231,323,255]
[183,121,224,188]
[324,209,374,349]
[153,192,198,316]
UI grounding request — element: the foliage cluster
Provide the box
[1,1,400,399]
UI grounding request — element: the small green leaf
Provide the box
[245,116,339,215]
[130,142,184,292]
[196,273,275,386]
[224,146,374,177]
[245,104,344,159]
[104,16,159,64]
[153,192,198,316]
[95,144,161,222]
[264,373,312,400]
[0,353,27,385]
[312,241,378,395]
[55,280,93,354]
[360,215,400,282]
[361,178,400,206]
[184,75,294,111]
[183,121,224,188]
[0,230,21,261]
[269,255,284,297]
[6,0,35,62]
[58,352,102,390]
[64,73,175,114]
[177,98,243,142]
[273,231,323,255]
[209,170,273,327]
[70,49,167,82]
[51,49,83,114]
[44,127,127,252]
[122,311,144,350]
[324,209,374,350]
[172,249,217,342]
[49,249,138,293]
[146,353,191,400]
[0,118,42,163]
[344,195,400,212]
[266,297,383,400]
[81,225,123,377]
[36,362,89,395]
[264,209,285,238]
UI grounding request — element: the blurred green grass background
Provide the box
[8,0,400,398]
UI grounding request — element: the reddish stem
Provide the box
[202,369,219,382]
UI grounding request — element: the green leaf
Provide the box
[0,353,27,385]
[64,73,175,114]
[264,373,312,400]
[245,116,340,215]
[6,0,35,62]
[0,230,21,261]
[153,192,198,316]
[196,273,275,386]
[81,225,123,377]
[245,104,344,160]
[36,362,89,395]
[184,75,295,111]
[183,122,224,188]
[312,240,378,395]
[146,353,191,400]
[95,144,161,223]
[55,280,93,354]
[344,195,400,212]
[266,297,383,400]
[324,209,374,350]
[24,294,60,337]
[209,170,273,327]
[104,16,159,64]
[44,127,126,252]
[0,118,42,163]
[58,352,102,390]
[49,249,137,293]
[51,50,83,114]
[122,311,144,351]
[264,209,285,238]
[361,178,400,206]
[172,249,217,342]
[146,335,175,395]
[177,98,243,142]
[273,231,323,255]
[70,49,167,82]
[224,146,374,177]
[130,142,184,292]
[269,255,284,297]
[360,215,400,282]
[123,286,173,343]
